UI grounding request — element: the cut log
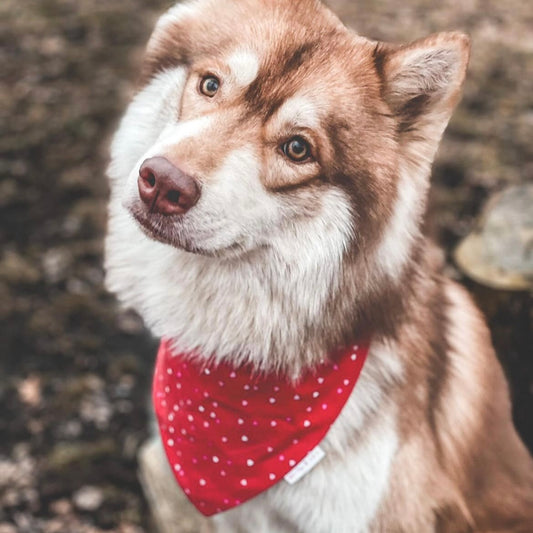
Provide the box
[455,184,533,291]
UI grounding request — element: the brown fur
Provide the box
[372,277,533,532]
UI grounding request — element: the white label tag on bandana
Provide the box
[284,446,326,485]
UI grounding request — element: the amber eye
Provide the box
[200,75,220,97]
[282,137,311,163]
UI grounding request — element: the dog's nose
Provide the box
[138,157,200,215]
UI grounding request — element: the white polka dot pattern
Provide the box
[153,339,369,517]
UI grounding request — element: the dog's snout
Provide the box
[138,157,200,215]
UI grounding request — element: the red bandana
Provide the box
[153,339,369,516]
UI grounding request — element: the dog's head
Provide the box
[106,0,470,365]
[109,0,469,268]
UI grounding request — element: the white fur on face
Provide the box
[176,145,282,253]
[154,115,215,154]
[226,49,260,88]
[272,96,321,130]
[108,67,188,188]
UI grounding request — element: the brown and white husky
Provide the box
[105,0,533,531]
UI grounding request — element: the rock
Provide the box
[117,524,145,533]
[116,310,145,335]
[47,440,117,472]
[0,251,41,285]
[455,184,533,290]
[0,447,36,510]
[42,248,72,284]
[72,486,104,512]
[17,376,42,407]
[55,419,83,440]
[80,390,112,430]
[50,499,72,516]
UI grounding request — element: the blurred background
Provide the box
[0,0,531,531]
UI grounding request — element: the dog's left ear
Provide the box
[375,32,470,157]
[142,1,210,82]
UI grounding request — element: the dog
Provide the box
[104,0,533,531]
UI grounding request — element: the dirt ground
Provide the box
[0,0,531,531]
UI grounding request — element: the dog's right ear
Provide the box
[374,32,470,163]
[142,1,208,82]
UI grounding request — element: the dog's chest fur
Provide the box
[212,342,401,533]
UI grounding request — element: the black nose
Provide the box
[138,157,201,215]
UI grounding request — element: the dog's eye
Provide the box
[200,75,220,97]
[282,137,311,163]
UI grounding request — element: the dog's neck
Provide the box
[107,209,434,379]
[107,146,441,376]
